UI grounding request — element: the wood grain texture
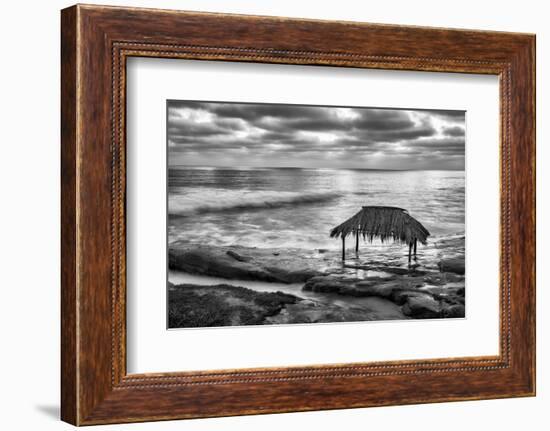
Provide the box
[60,6,78,425]
[60,4,535,425]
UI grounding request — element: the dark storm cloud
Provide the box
[405,138,466,154]
[170,101,322,122]
[442,125,466,137]
[168,115,245,137]
[430,110,466,121]
[167,101,465,170]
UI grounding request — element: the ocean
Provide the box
[168,167,465,252]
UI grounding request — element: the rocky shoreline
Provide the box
[168,238,465,327]
[169,242,324,283]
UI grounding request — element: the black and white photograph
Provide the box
[167,100,466,328]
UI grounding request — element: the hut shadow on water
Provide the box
[330,206,430,266]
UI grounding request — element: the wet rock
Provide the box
[264,266,321,284]
[169,242,324,283]
[434,236,466,252]
[344,282,401,299]
[169,242,466,321]
[343,264,426,276]
[169,282,407,327]
[303,275,394,297]
[170,245,273,281]
[226,250,252,262]
[385,266,427,276]
[423,275,445,286]
[438,258,465,275]
[391,290,426,306]
[445,273,465,282]
[304,275,424,307]
[424,272,464,286]
[402,294,442,318]
[441,303,465,318]
[303,275,355,294]
[168,283,299,328]
[267,296,408,324]
[266,302,374,325]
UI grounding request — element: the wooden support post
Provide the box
[408,242,412,264]
[414,239,417,260]
[355,231,359,254]
[342,236,346,261]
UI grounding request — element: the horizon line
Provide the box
[167,165,465,171]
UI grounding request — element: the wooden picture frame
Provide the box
[61,4,535,425]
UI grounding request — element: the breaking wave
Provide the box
[169,189,342,216]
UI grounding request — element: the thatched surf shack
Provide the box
[330,206,430,262]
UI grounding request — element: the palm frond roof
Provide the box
[330,206,430,245]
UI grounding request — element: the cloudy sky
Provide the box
[167,100,465,170]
